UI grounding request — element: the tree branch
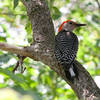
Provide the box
[21,0,100,99]
[0,0,100,100]
[0,42,32,58]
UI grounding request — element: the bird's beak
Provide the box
[76,23,86,27]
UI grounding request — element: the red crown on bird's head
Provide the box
[58,20,77,32]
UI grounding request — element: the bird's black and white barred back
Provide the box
[54,30,79,81]
[55,20,86,82]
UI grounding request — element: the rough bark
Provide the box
[0,0,100,100]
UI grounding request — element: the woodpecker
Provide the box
[54,20,86,82]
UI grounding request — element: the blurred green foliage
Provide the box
[0,0,100,100]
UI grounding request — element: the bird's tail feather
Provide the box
[69,65,75,77]
[63,63,78,82]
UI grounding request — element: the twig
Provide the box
[12,59,20,73]
[12,55,26,73]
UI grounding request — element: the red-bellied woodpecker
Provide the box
[54,20,86,82]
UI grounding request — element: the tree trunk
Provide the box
[0,0,100,99]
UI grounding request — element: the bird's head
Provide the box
[58,20,86,32]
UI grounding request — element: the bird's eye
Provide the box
[69,22,72,24]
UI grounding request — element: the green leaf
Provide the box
[25,22,32,34]
[66,0,70,3]
[0,37,6,42]
[0,68,28,89]
[0,24,7,33]
[52,7,61,20]
[25,21,32,43]
[95,69,100,75]
[25,0,30,1]
[0,54,12,64]
[92,14,100,24]
[13,0,19,9]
